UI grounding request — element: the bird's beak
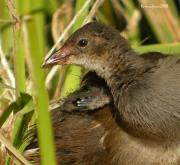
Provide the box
[42,47,71,68]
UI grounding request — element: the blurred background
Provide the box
[0,0,180,164]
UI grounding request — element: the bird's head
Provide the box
[42,22,129,77]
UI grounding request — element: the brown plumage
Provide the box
[42,22,180,164]
[25,72,113,165]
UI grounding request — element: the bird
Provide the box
[42,22,180,164]
[24,72,114,165]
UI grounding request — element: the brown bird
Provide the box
[26,57,168,165]
[25,72,113,165]
[42,22,180,164]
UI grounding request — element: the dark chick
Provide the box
[42,22,180,164]
[25,72,113,165]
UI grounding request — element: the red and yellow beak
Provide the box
[42,47,71,68]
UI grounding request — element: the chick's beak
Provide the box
[42,47,71,68]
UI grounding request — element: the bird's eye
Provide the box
[78,39,88,47]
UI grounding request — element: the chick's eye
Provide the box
[78,39,88,47]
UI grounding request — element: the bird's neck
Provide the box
[105,51,150,109]
[102,48,151,90]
